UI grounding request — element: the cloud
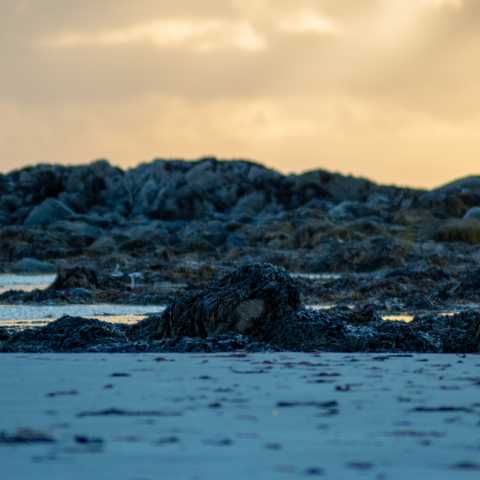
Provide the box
[1,0,480,187]
[421,0,463,8]
[275,10,339,35]
[44,18,267,52]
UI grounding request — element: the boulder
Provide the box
[464,206,480,221]
[231,192,267,216]
[49,264,99,290]
[24,199,74,227]
[11,257,56,274]
[87,235,118,255]
[154,263,301,339]
[328,201,378,222]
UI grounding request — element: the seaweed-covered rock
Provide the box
[345,320,440,353]
[267,307,437,352]
[49,264,99,290]
[268,308,349,351]
[411,311,480,353]
[2,316,128,353]
[154,263,301,339]
[2,308,480,353]
[154,334,277,353]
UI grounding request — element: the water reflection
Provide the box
[0,274,56,294]
[0,304,165,329]
[291,273,342,281]
[382,314,414,323]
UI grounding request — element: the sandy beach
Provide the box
[1,353,480,479]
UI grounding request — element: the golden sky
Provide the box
[1,0,479,187]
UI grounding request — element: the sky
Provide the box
[1,0,479,187]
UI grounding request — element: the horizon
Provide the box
[2,0,480,188]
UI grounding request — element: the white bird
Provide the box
[128,272,143,289]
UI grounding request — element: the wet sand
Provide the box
[1,353,480,479]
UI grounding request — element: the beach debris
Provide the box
[46,389,78,397]
[74,435,104,445]
[77,408,182,418]
[0,428,56,444]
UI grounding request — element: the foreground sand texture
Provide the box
[1,353,480,479]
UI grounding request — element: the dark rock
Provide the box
[434,219,480,245]
[87,235,118,255]
[152,334,276,353]
[3,316,129,352]
[49,264,99,290]
[418,176,480,217]
[24,198,75,227]
[0,226,73,262]
[153,263,301,339]
[50,221,103,248]
[268,308,349,351]
[411,311,480,353]
[313,236,413,272]
[0,327,9,342]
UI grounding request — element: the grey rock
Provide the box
[24,199,74,227]
[11,257,56,274]
[328,201,377,222]
[232,192,267,216]
[464,206,480,221]
[88,236,118,254]
[49,264,99,290]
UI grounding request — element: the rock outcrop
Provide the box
[49,264,100,290]
[154,263,301,339]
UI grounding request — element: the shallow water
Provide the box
[0,274,56,294]
[0,275,166,329]
[0,274,466,330]
[1,304,459,330]
[0,304,166,329]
